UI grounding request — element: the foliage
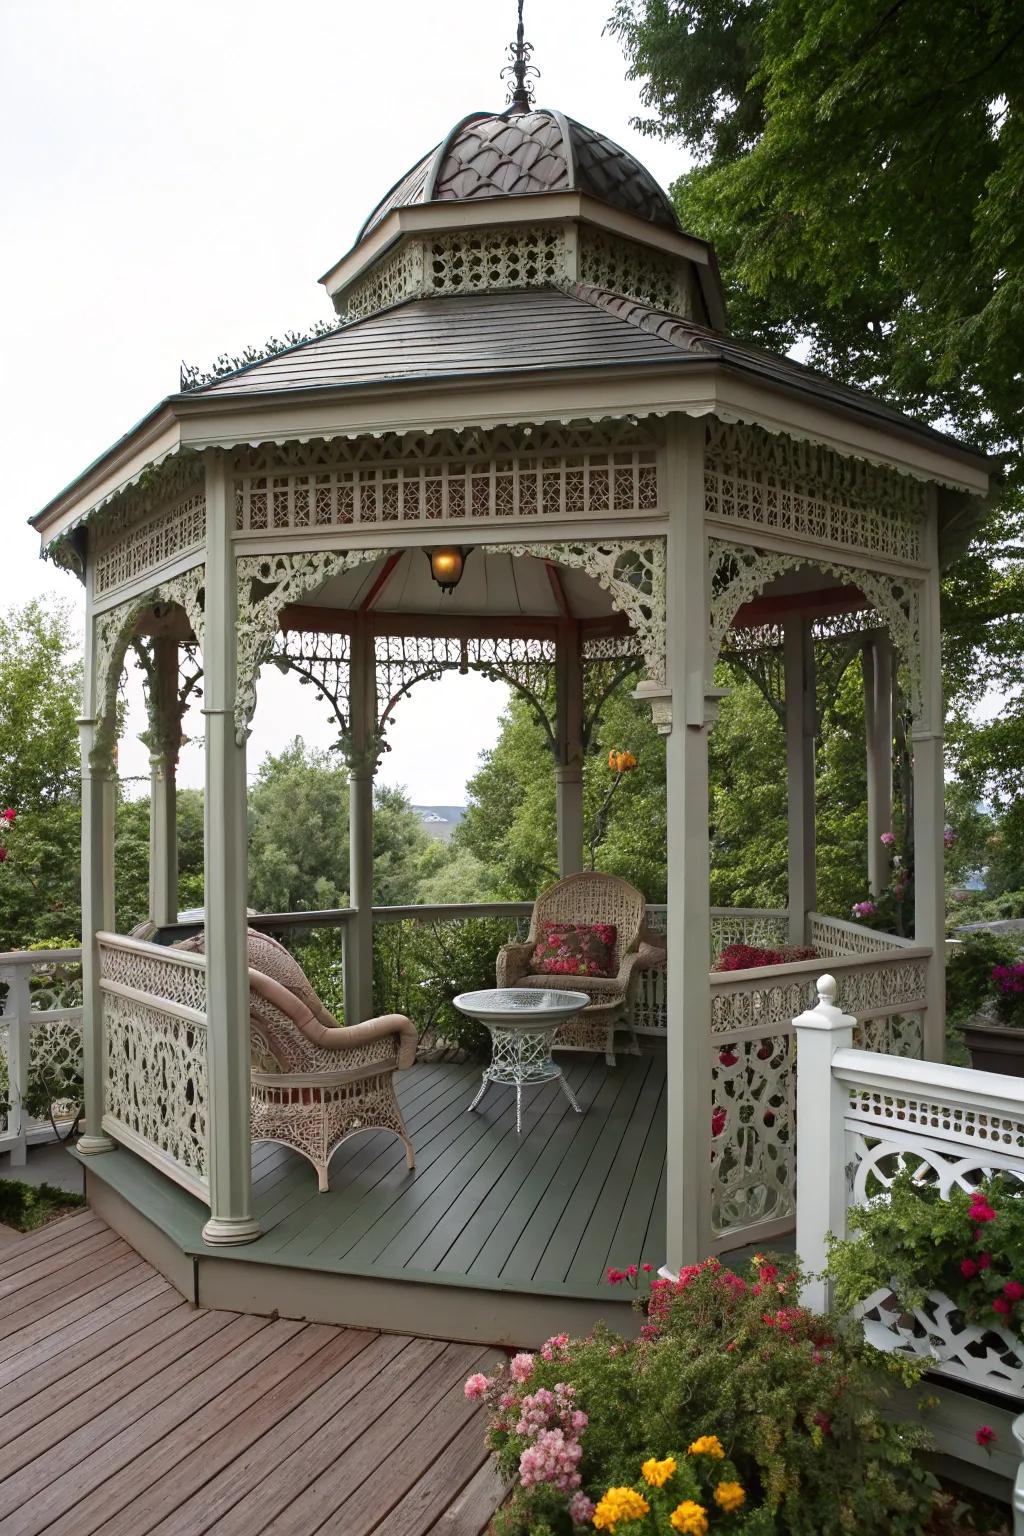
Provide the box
[0,1180,85,1233]
[945,932,1024,1026]
[114,789,205,934]
[475,1254,933,1536]
[608,0,1024,472]
[372,916,522,1054]
[828,1172,1024,1339]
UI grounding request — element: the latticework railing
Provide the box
[796,997,1024,1402]
[97,933,210,1201]
[0,950,83,1158]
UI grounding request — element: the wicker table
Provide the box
[454,987,588,1134]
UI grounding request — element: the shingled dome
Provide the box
[359,108,680,240]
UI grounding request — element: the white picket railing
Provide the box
[0,950,84,1162]
[97,933,210,1203]
[795,975,1024,1400]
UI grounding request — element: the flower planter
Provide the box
[963,1017,1024,1077]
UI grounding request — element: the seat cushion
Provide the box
[512,971,625,1000]
[530,921,617,978]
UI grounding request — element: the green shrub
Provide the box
[0,1180,85,1232]
[373,916,521,1055]
[474,1256,933,1536]
[945,932,1024,1026]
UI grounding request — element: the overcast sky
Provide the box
[1,0,687,804]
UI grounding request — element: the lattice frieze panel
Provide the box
[103,991,208,1184]
[712,1032,793,1235]
[578,228,690,317]
[845,1087,1024,1154]
[426,226,567,297]
[708,539,922,717]
[859,1286,1024,1399]
[710,911,791,959]
[810,915,909,957]
[94,490,206,597]
[344,242,425,321]
[705,419,926,565]
[99,941,207,1014]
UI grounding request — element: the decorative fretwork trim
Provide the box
[231,423,660,533]
[490,539,667,686]
[708,539,922,716]
[94,490,206,597]
[234,550,387,744]
[577,228,691,318]
[92,569,206,774]
[705,419,926,566]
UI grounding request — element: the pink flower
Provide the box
[976,1425,996,1447]
[642,1263,653,1273]
[960,1258,978,1278]
[1,808,14,824]
[568,1491,596,1525]
[518,1427,582,1492]
[509,1352,535,1383]
[880,832,896,847]
[944,826,957,848]
[625,1264,638,1278]
[540,1333,569,1362]
[852,900,876,919]
[607,1267,624,1285]
[1004,1281,1024,1301]
[463,1373,488,1400]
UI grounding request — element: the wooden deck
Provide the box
[80,1053,667,1346]
[0,1208,507,1536]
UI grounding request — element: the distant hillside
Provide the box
[412,805,466,843]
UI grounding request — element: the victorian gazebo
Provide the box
[31,24,991,1336]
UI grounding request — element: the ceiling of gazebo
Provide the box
[294,547,618,622]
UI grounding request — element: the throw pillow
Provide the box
[530,921,617,978]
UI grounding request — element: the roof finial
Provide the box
[501,0,538,114]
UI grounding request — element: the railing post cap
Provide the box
[818,974,838,1006]
[794,973,856,1032]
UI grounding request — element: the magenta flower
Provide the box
[944,826,957,848]
[1,808,14,824]
[1004,1281,1024,1302]
[960,1258,978,1278]
[880,831,896,847]
[852,900,876,919]
[976,1425,996,1448]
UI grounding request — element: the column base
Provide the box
[77,1133,117,1155]
[201,1214,262,1247]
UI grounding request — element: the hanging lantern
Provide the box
[426,546,470,594]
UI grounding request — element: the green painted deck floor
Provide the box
[95,1052,667,1303]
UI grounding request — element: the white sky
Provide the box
[1,0,686,804]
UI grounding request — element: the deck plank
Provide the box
[0,1248,145,1344]
[0,1275,175,1398]
[0,1261,154,1369]
[429,1457,513,1536]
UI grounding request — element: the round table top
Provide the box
[453,987,589,1027]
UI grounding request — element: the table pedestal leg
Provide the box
[516,1082,523,1136]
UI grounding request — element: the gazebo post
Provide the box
[863,632,894,896]
[913,502,946,1061]
[784,616,817,946]
[200,451,260,1245]
[555,619,584,876]
[76,567,117,1156]
[347,614,376,1023]
[663,416,714,1269]
[147,636,180,928]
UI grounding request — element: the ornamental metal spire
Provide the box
[501,0,538,114]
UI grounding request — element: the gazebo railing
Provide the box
[96,933,210,1203]
[0,949,83,1163]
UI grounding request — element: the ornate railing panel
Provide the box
[709,945,930,1251]
[0,950,83,1157]
[797,1029,1024,1401]
[97,934,209,1201]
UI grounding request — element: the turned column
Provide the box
[345,615,377,1024]
[555,619,584,876]
[863,632,894,897]
[146,636,180,929]
[784,616,817,945]
[913,497,946,1061]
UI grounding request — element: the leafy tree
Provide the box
[609,0,1024,466]
[113,788,205,933]
[0,603,83,947]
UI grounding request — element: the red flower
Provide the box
[976,1426,996,1448]
[642,1263,653,1274]
[763,1109,776,1127]
[993,1296,1013,1315]
[0,847,6,863]
[711,1107,727,1137]
[960,1258,978,1278]
[812,1412,833,1436]
[1004,1281,1024,1301]
[977,1252,992,1270]
[756,1041,774,1060]
[970,1200,996,1223]
[718,1049,738,1067]
[625,1265,638,1278]
[1,808,14,823]
[607,1268,624,1285]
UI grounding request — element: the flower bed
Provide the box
[469,1256,935,1535]
[712,944,816,973]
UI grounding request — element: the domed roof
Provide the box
[359,107,680,241]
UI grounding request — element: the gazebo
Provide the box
[31,21,991,1334]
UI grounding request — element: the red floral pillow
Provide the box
[530,921,617,978]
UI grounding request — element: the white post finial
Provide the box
[817,973,837,1007]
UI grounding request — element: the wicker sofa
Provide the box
[177,928,416,1192]
[495,873,666,1064]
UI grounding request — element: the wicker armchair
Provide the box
[496,873,666,1064]
[177,929,416,1192]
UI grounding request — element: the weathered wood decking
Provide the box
[0,1208,507,1535]
[80,1053,666,1344]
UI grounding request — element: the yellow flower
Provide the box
[669,1500,708,1535]
[592,1487,650,1531]
[714,1481,746,1514]
[641,1455,677,1487]
[687,1435,725,1460]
